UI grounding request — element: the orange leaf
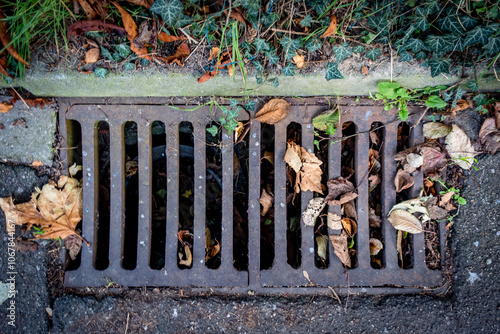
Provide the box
[451,99,470,113]
[157,32,187,43]
[125,0,154,9]
[321,15,337,38]
[0,10,29,66]
[31,160,43,167]
[112,2,138,39]
[293,54,305,69]
[225,8,252,28]
[361,66,369,75]
[208,47,220,61]
[131,41,152,60]
[84,48,100,64]
[156,43,190,66]
[197,52,232,83]
[0,102,13,114]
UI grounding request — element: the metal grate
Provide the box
[58,97,447,294]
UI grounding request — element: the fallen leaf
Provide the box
[445,124,476,169]
[369,149,381,172]
[368,174,381,191]
[0,10,29,66]
[225,7,252,28]
[451,99,469,113]
[254,99,291,124]
[479,117,500,154]
[24,98,53,109]
[303,270,312,284]
[369,208,381,227]
[31,160,43,167]
[316,235,328,260]
[406,153,423,169]
[302,197,326,226]
[262,151,274,165]
[420,144,447,174]
[69,163,82,177]
[293,54,305,69]
[0,51,12,78]
[113,2,152,60]
[369,238,383,256]
[439,190,454,206]
[444,202,456,212]
[157,32,187,43]
[389,196,432,222]
[394,169,415,193]
[369,131,379,145]
[397,230,403,262]
[428,205,448,220]
[135,21,153,45]
[343,200,357,220]
[67,20,126,36]
[312,109,339,132]
[259,189,274,216]
[65,234,82,260]
[387,209,423,234]
[208,47,220,61]
[197,52,232,83]
[284,142,323,193]
[423,122,452,139]
[235,122,245,141]
[342,217,357,237]
[125,0,153,8]
[0,175,83,240]
[85,48,100,64]
[0,102,13,114]
[361,66,369,75]
[179,244,192,266]
[325,177,358,205]
[329,231,351,267]
[321,15,337,38]
[75,0,99,20]
[14,237,38,253]
[156,43,190,66]
[327,212,342,229]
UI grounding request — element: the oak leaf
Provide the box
[254,99,291,124]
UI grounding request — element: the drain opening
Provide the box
[313,129,330,269]
[369,122,385,269]
[286,122,302,269]
[341,122,358,269]
[396,122,413,269]
[123,121,139,270]
[178,121,194,269]
[260,124,275,270]
[150,121,167,270]
[205,122,222,269]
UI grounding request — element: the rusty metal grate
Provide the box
[58,97,447,294]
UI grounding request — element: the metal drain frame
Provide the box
[58,97,448,294]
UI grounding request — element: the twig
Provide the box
[270,28,309,36]
[124,312,130,334]
[328,286,342,305]
[412,107,430,129]
[9,85,30,109]
[184,39,205,63]
[178,27,198,44]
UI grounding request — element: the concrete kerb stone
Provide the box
[0,96,57,166]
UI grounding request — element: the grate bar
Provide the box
[193,123,207,273]
[355,127,371,270]
[248,120,261,288]
[165,123,180,274]
[221,128,234,272]
[137,121,152,269]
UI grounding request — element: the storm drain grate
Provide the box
[58,97,447,294]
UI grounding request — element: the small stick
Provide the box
[328,286,342,305]
[124,312,130,334]
[412,107,430,129]
[179,27,198,44]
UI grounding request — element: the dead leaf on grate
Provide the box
[284,142,323,193]
[397,230,403,262]
[65,234,83,260]
[205,228,220,261]
[420,144,447,174]
[369,238,383,256]
[389,196,431,221]
[325,177,358,205]
[479,117,500,154]
[423,122,452,139]
[394,169,414,193]
[330,231,350,267]
[439,190,454,207]
[327,212,342,230]
[369,208,381,227]
[406,153,423,169]
[445,124,476,169]
[259,189,274,216]
[293,54,305,69]
[321,14,337,38]
[254,99,291,124]
[342,218,357,237]
[343,200,357,220]
[387,209,423,234]
[369,174,381,191]
[316,235,328,260]
[0,102,13,114]
[85,48,100,64]
[179,244,192,266]
[302,197,326,226]
[262,151,274,165]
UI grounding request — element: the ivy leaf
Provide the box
[425,35,453,53]
[459,15,478,30]
[467,79,478,92]
[272,77,279,87]
[452,37,467,52]
[262,12,279,27]
[414,51,427,59]
[244,99,256,111]
[115,44,131,58]
[333,43,352,63]
[123,62,135,71]
[300,14,312,27]
[254,38,270,52]
[442,91,453,102]
[413,15,430,31]
[94,67,108,78]
[451,87,466,110]
[265,49,280,64]
[352,45,365,53]
[367,15,389,33]
[325,62,343,80]
[206,125,218,137]
[280,36,301,52]
[464,26,494,46]
[252,61,264,72]
[403,38,427,53]
[365,48,381,61]
[150,0,184,26]
[173,14,193,28]
[100,46,114,61]
[305,38,322,53]
[483,37,500,55]
[428,58,450,77]
[439,15,465,35]
[282,63,296,76]
[399,51,412,62]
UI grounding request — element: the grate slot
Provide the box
[108,121,124,271]
[165,123,180,273]
[137,121,152,269]
[382,122,399,270]
[221,128,234,272]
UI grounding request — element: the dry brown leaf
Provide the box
[135,21,153,45]
[321,15,337,38]
[342,217,357,237]
[387,209,423,234]
[445,124,476,169]
[394,169,414,193]
[439,190,454,206]
[112,2,137,38]
[84,48,100,64]
[283,142,302,173]
[14,238,38,253]
[325,177,357,205]
[451,99,470,113]
[369,208,381,227]
[327,212,342,230]
[31,160,43,167]
[361,66,369,75]
[0,10,29,66]
[444,202,456,212]
[179,244,192,266]
[0,102,13,114]
[397,230,403,262]
[316,235,328,260]
[420,144,447,174]
[259,189,274,216]
[284,142,323,193]
[0,52,11,78]
[428,205,448,220]
[368,174,381,192]
[406,153,423,169]
[293,54,305,69]
[302,197,326,226]
[208,47,220,61]
[67,20,126,36]
[329,231,350,267]
[157,32,187,43]
[125,0,153,8]
[479,117,500,154]
[254,99,290,124]
[343,200,357,220]
[156,43,190,66]
[225,7,252,28]
[75,0,107,20]
[423,122,452,139]
[198,52,232,83]
[369,238,383,256]
[65,234,82,260]
[262,151,274,165]
[369,131,379,145]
